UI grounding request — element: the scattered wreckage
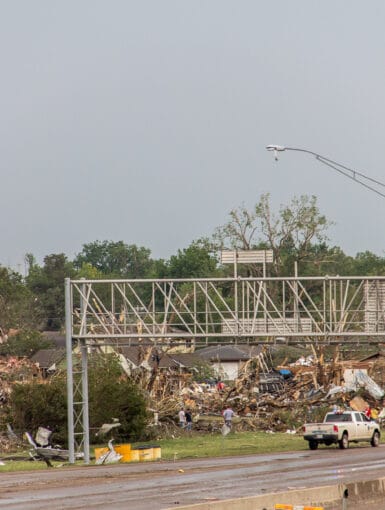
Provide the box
[142,347,385,435]
[25,427,84,467]
[1,344,385,459]
[95,439,122,465]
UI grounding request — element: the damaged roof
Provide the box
[158,353,201,369]
[196,344,264,362]
[41,331,66,348]
[117,346,201,369]
[30,348,66,369]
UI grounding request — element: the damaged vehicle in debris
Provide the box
[302,410,380,450]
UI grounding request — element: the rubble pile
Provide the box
[143,349,385,434]
[83,315,385,433]
[0,357,40,451]
[0,357,38,405]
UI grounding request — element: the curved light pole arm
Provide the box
[266,145,385,199]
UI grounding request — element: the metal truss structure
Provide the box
[65,275,385,462]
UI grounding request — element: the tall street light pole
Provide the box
[266,144,385,199]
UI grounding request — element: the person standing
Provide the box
[222,406,234,429]
[178,408,186,428]
[216,379,225,392]
[185,409,193,431]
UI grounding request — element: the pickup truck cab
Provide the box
[302,410,380,450]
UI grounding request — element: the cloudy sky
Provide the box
[2,1,385,270]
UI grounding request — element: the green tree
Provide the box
[0,266,42,334]
[10,377,67,441]
[292,244,356,277]
[76,262,105,279]
[74,241,154,278]
[9,355,149,444]
[149,258,169,279]
[166,239,219,279]
[26,254,75,329]
[214,194,332,276]
[351,251,385,276]
[0,330,54,357]
[191,359,216,383]
[87,354,149,441]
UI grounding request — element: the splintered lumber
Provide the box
[349,396,369,412]
[125,344,385,434]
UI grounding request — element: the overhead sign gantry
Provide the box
[65,274,385,463]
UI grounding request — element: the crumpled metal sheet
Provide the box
[354,370,385,400]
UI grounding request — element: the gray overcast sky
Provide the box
[2,1,385,269]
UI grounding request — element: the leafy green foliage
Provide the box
[190,359,216,383]
[269,345,310,366]
[10,378,67,441]
[74,241,154,278]
[0,267,42,332]
[352,251,385,276]
[9,355,150,444]
[76,262,105,279]
[166,239,219,278]
[0,330,54,357]
[26,254,75,329]
[87,354,149,441]
[214,194,333,277]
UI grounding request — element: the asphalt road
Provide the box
[1,445,385,509]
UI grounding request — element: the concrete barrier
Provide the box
[167,476,385,510]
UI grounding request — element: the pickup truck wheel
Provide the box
[371,431,380,447]
[339,433,349,449]
[309,440,318,450]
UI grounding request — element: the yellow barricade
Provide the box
[151,445,161,460]
[137,446,153,461]
[130,448,140,462]
[275,505,324,510]
[114,443,131,462]
[94,447,109,460]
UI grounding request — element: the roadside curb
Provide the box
[168,476,385,509]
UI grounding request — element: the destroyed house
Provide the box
[158,352,202,372]
[116,345,201,372]
[196,344,264,381]
[30,348,66,378]
[96,325,195,353]
[41,331,66,348]
[359,349,385,362]
[113,345,202,391]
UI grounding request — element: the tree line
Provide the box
[2,193,385,335]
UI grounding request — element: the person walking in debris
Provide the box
[222,406,234,429]
[178,408,186,428]
[216,379,225,392]
[185,409,193,431]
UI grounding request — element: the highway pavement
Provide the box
[0,444,385,509]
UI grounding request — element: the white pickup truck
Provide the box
[302,410,380,450]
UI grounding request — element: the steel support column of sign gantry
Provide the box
[65,275,385,463]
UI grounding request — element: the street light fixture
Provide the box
[266,144,385,199]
